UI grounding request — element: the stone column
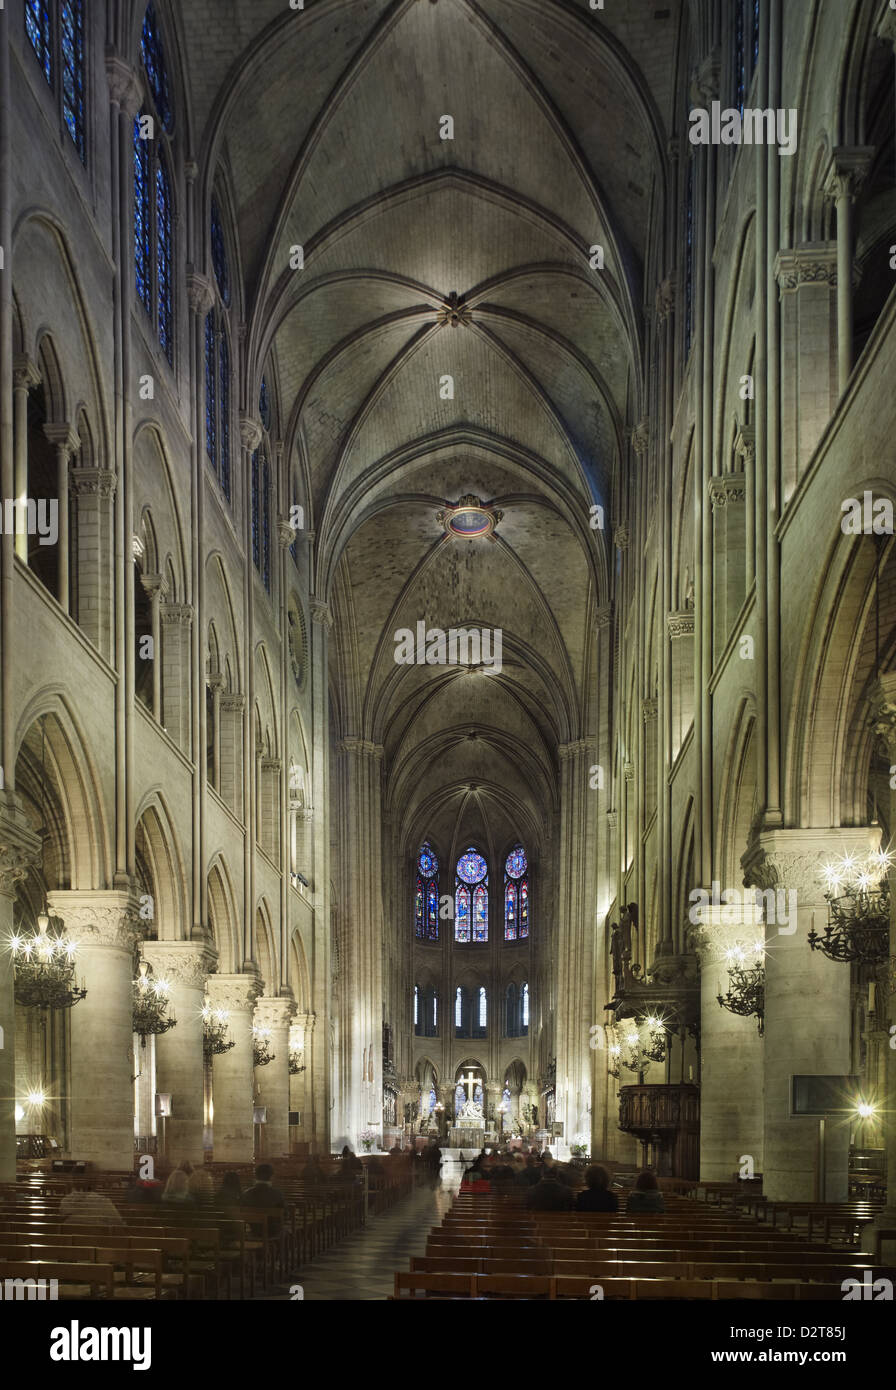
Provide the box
[336,737,385,1149]
[822,150,872,395]
[12,357,39,564]
[774,248,837,483]
[743,829,874,1201]
[142,941,215,1165]
[871,677,896,1243]
[253,995,295,1162]
[140,574,166,721]
[42,423,79,613]
[207,973,262,1164]
[666,610,695,762]
[0,796,42,1181]
[289,1012,314,1148]
[48,889,140,1172]
[708,472,746,659]
[160,602,193,752]
[219,693,245,815]
[69,469,117,659]
[309,601,333,1153]
[554,739,599,1154]
[207,671,224,793]
[690,902,764,1182]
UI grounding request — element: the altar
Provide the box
[450,1066,486,1153]
[449,1125,485,1150]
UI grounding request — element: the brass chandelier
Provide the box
[252,1027,275,1067]
[12,914,87,1012]
[808,849,891,966]
[716,940,765,1034]
[202,994,235,1059]
[132,957,176,1048]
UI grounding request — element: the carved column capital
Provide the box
[823,148,874,205]
[43,423,80,461]
[160,603,193,628]
[558,738,598,762]
[871,674,896,756]
[310,600,333,630]
[206,972,264,1014]
[667,610,695,639]
[641,698,658,723]
[105,54,142,120]
[239,415,263,452]
[254,996,296,1032]
[733,423,756,466]
[741,828,878,904]
[340,738,384,760]
[142,940,217,989]
[13,355,41,393]
[689,49,721,106]
[70,469,118,499]
[277,519,295,548]
[629,420,650,456]
[774,243,838,295]
[654,277,676,323]
[613,524,630,551]
[595,605,612,631]
[47,889,142,953]
[186,270,215,318]
[709,472,746,509]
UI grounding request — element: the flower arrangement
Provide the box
[360,1129,377,1152]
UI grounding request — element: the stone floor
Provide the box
[264,1168,463,1301]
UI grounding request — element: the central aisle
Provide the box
[289,1172,461,1301]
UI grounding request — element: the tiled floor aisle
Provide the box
[278,1176,460,1301]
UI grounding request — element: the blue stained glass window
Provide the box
[418,843,438,878]
[414,876,424,939]
[505,846,527,879]
[734,0,746,116]
[505,882,517,941]
[752,0,760,70]
[134,117,151,314]
[26,1,53,85]
[219,330,231,501]
[426,881,439,940]
[251,452,260,571]
[520,878,529,939]
[259,377,271,431]
[60,1,85,160]
[210,196,230,305]
[205,314,216,462]
[455,884,470,943]
[141,2,173,132]
[473,883,488,942]
[156,153,173,363]
[262,456,271,592]
[457,849,487,884]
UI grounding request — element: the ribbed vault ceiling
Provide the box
[180,0,680,849]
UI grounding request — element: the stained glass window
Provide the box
[134,118,151,313]
[259,377,271,432]
[219,330,231,501]
[414,985,419,1028]
[734,0,746,116]
[504,845,529,941]
[415,842,439,941]
[251,452,260,571]
[456,848,487,943]
[455,987,462,1030]
[432,993,438,1030]
[262,456,271,592]
[141,2,173,132]
[414,876,424,940]
[478,987,487,1033]
[455,884,470,943]
[156,152,173,364]
[205,314,216,461]
[522,983,529,1031]
[26,1,52,85]
[60,0,85,160]
[752,0,760,69]
[210,196,230,305]
[428,1084,436,1110]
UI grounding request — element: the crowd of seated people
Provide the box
[457,1149,665,1214]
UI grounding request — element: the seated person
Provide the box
[161,1169,195,1205]
[241,1162,286,1235]
[575,1165,619,1212]
[625,1170,665,1213]
[527,1171,574,1211]
[58,1183,123,1227]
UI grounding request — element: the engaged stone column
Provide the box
[743,829,874,1202]
[160,602,193,753]
[872,677,896,1240]
[822,150,872,395]
[42,424,79,614]
[143,941,216,1165]
[48,889,140,1172]
[12,357,39,564]
[709,472,746,658]
[289,1012,314,1148]
[70,469,117,660]
[690,901,764,1182]
[253,996,295,1162]
[0,796,42,1182]
[207,973,261,1164]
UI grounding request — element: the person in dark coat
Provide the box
[241,1163,286,1234]
[527,1171,574,1210]
[575,1165,619,1212]
[625,1170,665,1213]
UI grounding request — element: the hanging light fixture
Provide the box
[12,719,86,1013]
[132,956,176,1048]
[289,1049,306,1075]
[252,1026,275,1067]
[717,940,765,1033]
[202,993,234,1059]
